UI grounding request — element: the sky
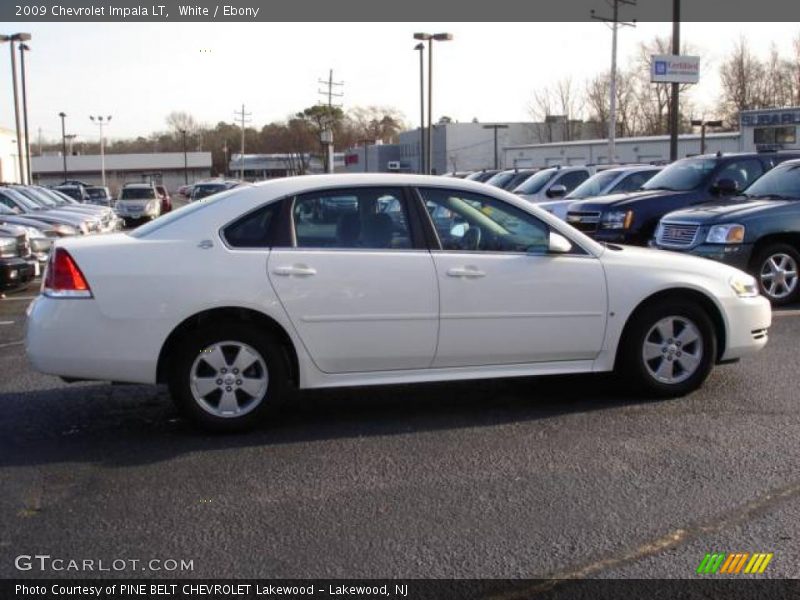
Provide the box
[0,22,798,144]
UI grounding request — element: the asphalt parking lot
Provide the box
[0,284,799,580]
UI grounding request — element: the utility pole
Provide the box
[89,115,112,188]
[180,129,188,184]
[58,112,67,181]
[669,0,681,161]
[414,43,425,174]
[591,1,636,164]
[64,134,77,156]
[483,124,509,170]
[234,104,251,180]
[318,69,344,174]
[19,43,31,184]
[9,38,25,183]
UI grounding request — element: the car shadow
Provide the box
[0,373,663,469]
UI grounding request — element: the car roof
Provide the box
[123,183,155,188]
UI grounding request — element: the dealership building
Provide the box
[31,152,213,194]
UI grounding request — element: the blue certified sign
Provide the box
[655,61,667,75]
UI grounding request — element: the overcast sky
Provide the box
[1,22,798,144]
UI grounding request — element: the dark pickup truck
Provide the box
[654,158,800,305]
[0,225,35,292]
[566,151,800,246]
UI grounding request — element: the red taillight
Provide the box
[43,248,92,298]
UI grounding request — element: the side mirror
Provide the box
[548,231,573,254]
[546,184,567,198]
[450,223,467,237]
[712,178,739,196]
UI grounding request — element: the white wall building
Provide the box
[0,127,23,184]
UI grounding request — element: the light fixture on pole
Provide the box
[58,112,67,181]
[89,115,112,187]
[414,32,453,175]
[591,2,636,164]
[690,119,723,155]
[414,42,425,174]
[483,124,509,170]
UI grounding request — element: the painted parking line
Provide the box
[773,309,800,317]
[0,321,14,326]
[0,340,23,349]
[0,295,37,301]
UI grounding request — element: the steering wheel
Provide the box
[461,226,482,251]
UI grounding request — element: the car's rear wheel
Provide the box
[619,301,716,398]
[168,322,288,431]
[753,243,800,306]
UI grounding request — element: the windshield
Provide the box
[56,187,83,201]
[484,172,517,188]
[744,164,800,199]
[567,170,620,199]
[21,187,61,207]
[513,169,556,194]
[503,171,536,190]
[6,188,44,211]
[121,188,157,200]
[86,188,109,199]
[193,184,226,199]
[642,158,716,192]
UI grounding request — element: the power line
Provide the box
[318,69,344,109]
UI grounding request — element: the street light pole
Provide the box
[414,32,453,175]
[483,124,509,170]
[90,115,112,187]
[180,129,188,184]
[690,119,723,154]
[19,43,31,184]
[9,38,24,183]
[58,112,67,181]
[414,43,425,174]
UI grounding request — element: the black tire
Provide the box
[618,301,717,398]
[168,322,289,432]
[752,243,800,306]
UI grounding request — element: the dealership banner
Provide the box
[1,0,799,21]
[650,54,700,84]
[3,579,800,600]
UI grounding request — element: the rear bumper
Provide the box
[0,258,35,291]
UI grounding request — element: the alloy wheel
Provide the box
[642,316,704,385]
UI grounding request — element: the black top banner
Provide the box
[0,0,798,22]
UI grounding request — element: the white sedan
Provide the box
[26,175,771,431]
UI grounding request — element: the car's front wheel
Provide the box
[168,323,289,431]
[753,243,800,306]
[619,301,716,398]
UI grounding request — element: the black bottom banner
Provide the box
[3,579,800,600]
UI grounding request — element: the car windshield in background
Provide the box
[8,189,45,210]
[744,164,800,199]
[129,193,226,238]
[56,188,82,201]
[504,171,536,190]
[641,158,716,192]
[194,184,227,199]
[567,170,619,199]
[513,169,555,194]
[484,172,517,188]
[121,188,156,200]
[86,189,108,199]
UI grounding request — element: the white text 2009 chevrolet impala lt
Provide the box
[26,175,771,430]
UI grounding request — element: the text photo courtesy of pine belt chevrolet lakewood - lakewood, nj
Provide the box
[2,2,800,597]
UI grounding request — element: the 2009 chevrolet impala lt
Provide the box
[25,175,771,430]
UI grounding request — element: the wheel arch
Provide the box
[614,287,727,367]
[749,233,800,269]
[156,307,299,387]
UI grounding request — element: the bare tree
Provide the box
[527,78,584,142]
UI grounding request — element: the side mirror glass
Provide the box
[548,231,573,254]
[546,184,567,198]
[450,223,467,237]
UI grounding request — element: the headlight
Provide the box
[0,237,17,258]
[729,273,759,298]
[600,210,634,229]
[51,223,78,237]
[706,224,745,244]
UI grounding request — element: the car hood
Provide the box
[570,189,693,210]
[660,197,796,223]
[601,242,747,279]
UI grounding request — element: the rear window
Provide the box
[121,188,157,200]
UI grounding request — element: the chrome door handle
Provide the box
[272,265,317,277]
[447,266,486,278]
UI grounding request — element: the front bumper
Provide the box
[654,243,754,272]
[0,257,35,290]
[719,294,771,362]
